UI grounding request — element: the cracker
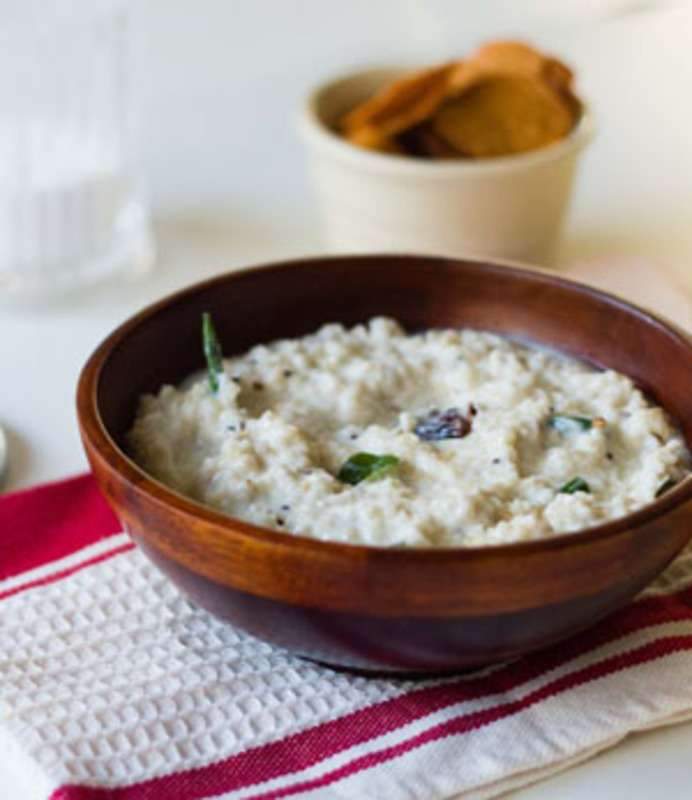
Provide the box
[345,125,405,155]
[398,123,460,159]
[471,40,573,91]
[432,75,574,158]
[340,63,456,140]
[338,40,579,159]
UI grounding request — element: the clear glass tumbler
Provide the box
[0,1,154,299]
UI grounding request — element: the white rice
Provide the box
[129,317,689,547]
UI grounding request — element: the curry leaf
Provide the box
[559,476,590,494]
[337,452,400,485]
[202,312,224,393]
[548,414,592,433]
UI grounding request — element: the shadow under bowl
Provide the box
[77,254,692,674]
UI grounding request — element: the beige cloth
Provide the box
[563,257,692,331]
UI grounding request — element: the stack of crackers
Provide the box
[339,41,581,160]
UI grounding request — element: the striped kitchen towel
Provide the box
[2,474,692,800]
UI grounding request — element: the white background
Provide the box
[2,1,692,797]
[135,0,692,276]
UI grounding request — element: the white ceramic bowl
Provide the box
[299,66,594,264]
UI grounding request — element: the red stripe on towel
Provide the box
[0,474,120,581]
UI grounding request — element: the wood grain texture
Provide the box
[77,255,692,673]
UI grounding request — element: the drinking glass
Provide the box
[0,1,154,299]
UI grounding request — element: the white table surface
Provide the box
[3,0,692,796]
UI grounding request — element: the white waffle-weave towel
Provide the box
[2,474,692,800]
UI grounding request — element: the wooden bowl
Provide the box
[77,255,692,674]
